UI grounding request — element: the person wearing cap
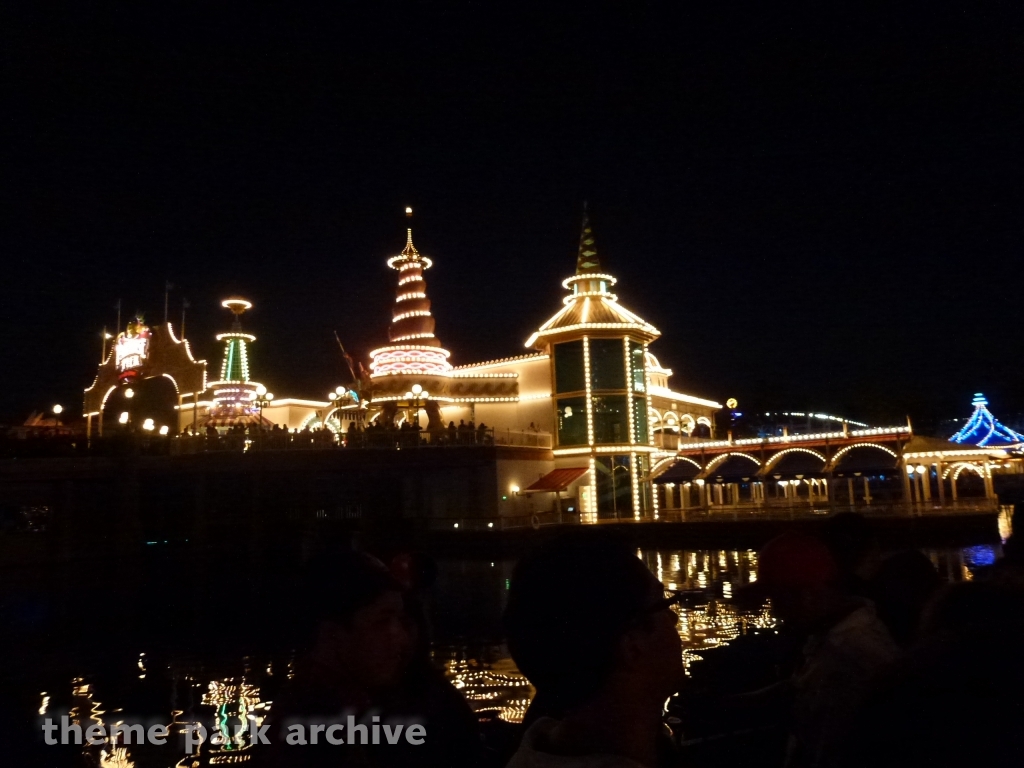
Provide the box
[740,532,899,768]
[502,534,686,768]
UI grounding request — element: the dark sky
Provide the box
[4,3,1023,429]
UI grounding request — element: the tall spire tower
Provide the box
[208,298,266,420]
[367,208,454,430]
[218,299,254,385]
[370,208,452,377]
[525,206,662,523]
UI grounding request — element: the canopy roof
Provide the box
[950,393,1024,447]
[526,210,659,348]
[522,467,589,493]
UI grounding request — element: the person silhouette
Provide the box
[503,534,685,767]
[265,551,481,768]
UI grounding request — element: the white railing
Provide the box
[492,430,553,449]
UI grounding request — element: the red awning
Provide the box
[522,467,589,493]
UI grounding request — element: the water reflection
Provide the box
[445,660,534,724]
[201,679,269,759]
[638,549,777,673]
[29,545,992,764]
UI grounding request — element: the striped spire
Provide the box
[575,204,602,274]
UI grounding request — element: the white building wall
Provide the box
[450,355,554,435]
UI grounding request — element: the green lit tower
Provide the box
[206,298,265,427]
[526,210,661,521]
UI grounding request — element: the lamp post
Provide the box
[254,384,273,446]
[101,328,114,363]
[403,384,428,438]
[52,404,63,430]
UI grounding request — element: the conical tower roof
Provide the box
[575,207,602,274]
[950,393,1024,446]
[526,208,659,349]
[370,210,452,376]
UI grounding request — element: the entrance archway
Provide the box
[101,376,179,435]
[84,321,207,439]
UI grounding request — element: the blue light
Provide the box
[963,544,997,568]
[950,392,1024,446]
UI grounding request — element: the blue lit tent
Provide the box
[950,393,1024,447]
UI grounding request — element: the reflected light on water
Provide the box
[640,549,776,673]
[998,505,1013,542]
[445,660,534,723]
[201,679,269,757]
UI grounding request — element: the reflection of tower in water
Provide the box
[201,678,268,760]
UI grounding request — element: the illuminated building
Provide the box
[84,314,207,439]
[80,209,722,521]
[354,210,721,520]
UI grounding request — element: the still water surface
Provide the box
[16,543,999,766]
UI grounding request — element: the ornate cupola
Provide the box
[528,208,662,522]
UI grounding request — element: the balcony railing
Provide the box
[654,498,999,522]
[166,427,552,455]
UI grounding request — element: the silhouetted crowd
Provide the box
[253,507,1024,768]
[170,419,496,452]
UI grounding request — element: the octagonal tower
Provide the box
[526,210,661,521]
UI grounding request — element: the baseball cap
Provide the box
[738,532,839,602]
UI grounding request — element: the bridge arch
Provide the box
[705,452,761,472]
[828,442,898,470]
[651,456,675,474]
[652,454,699,475]
[764,447,826,471]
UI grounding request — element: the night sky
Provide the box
[4,4,1023,430]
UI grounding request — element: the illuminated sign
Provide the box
[115,319,150,372]
[116,336,147,370]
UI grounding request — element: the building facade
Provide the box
[86,211,721,521]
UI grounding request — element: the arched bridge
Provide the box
[651,425,1001,514]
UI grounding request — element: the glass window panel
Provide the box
[633,397,649,443]
[588,338,626,391]
[592,395,628,444]
[595,454,633,518]
[637,454,652,515]
[629,341,646,392]
[556,396,588,447]
[554,341,585,394]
